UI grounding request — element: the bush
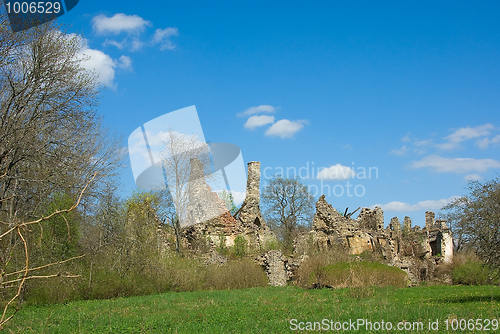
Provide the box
[451,253,499,285]
[217,233,227,255]
[295,246,349,287]
[205,258,268,290]
[233,235,248,257]
[298,260,408,289]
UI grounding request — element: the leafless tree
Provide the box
[262,176,315,251]
[159,130,213,252]
[0,13,122,327]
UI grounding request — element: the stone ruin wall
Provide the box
[160,160,453,286]
[295,195,454,283]
[180,160,276,254]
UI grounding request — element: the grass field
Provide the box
[6,285,500,333]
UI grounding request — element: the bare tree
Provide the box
[159,130,214,252]
[0,13,122,327]
[441,177,500,267]
[262,176,315,251]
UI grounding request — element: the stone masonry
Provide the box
[295,195,453,283]
[181,160,276,252]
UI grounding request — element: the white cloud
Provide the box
[401,133,411,143]
[77,40,132,88]
[237,105,276,117]
[373,196,459,212]
[390,145,409,156]
[117,55,132,69]
[230,191,246,206]
[477,134,500,150]
[244,115,275,129]
[131,39,144,51]
[152,28,179,50]
[317,164,355,180]
[464,174,483,181]
[78,46,117,88]
[265,119,307,139]
[103,39,126,49]
[437,124,495,150]
[92,13,151,35]
[411,155,500,173]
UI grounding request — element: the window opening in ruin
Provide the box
[429,240,440,256]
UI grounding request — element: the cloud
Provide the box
[92,13,151,35]
[103,38,126,49]
[373,196,459,212]
[78,45,117,88]
[464,174,483,181]
[317,164,355,180]
[131,39,144,51]
[77,41,132,88]
[477,134,500,150]
[390,145,409,156]
[437,124,495,150]
[237,105,276,117]
[117,55,132,69]
[215,190,246,206]
[401,133,411,143]
[244,115,275,129]
[152,28,179,50]
[265,119,307,139]
[411,155,500,173]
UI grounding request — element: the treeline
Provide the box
[23,191,268,304]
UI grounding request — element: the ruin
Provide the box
[162,160,453,286]
[294,195,453,283]
[180,160,276,252]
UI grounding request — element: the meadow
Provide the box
[6,285,500,333]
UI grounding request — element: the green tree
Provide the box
[37,193,80,262]
[218,190,238,215]
[441,177,500,267]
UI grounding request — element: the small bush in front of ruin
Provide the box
[302,261,408,289]
[295,246,350,287]
[451,252,499,285]
[233,235,248,257]
[205,258,268,290]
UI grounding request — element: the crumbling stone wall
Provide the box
[181,160,276,253]
[256,250,293,286]
[237,161,265,227]
[234,161,276,249]
[295,196,453,284]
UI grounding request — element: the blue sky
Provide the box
[57,1,500,227]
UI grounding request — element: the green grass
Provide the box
[5,285,500,333]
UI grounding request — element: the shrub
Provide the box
[205,258,268,290]
[451,253,499,285]
[217,233,227,255]
[295,246,349,287]
[299,261,408,289]
[233,235,248,257]
[263,238,280,251]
